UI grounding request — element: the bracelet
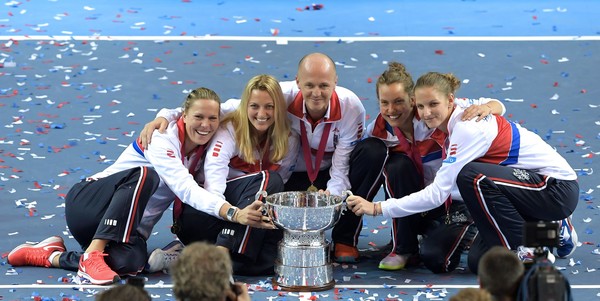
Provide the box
[373,202,381,216]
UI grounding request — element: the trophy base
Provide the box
[274,263,335,291]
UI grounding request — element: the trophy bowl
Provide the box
[264,191,345,232]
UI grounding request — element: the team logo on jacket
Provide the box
[212,140,223,157]
[166,149,176,158]
[442,143,458,163]
[512,168,530,181]
[333,127,339,146]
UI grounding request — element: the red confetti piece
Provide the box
[367,77,372,83]
[540,59,549,64]
[434,50,444,55]
[553,82,559,87]
[530,104,537,108]
[580,89,587,93]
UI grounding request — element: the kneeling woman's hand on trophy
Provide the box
[236,200,277,229]
[346,196,382,217]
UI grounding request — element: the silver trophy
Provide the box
[263,190,350,291]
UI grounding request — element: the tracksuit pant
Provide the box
[63,167,159,275]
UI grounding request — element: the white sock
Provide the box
[48,251,61,266]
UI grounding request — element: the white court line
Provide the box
[0,284,599,289]
[1,35,600,42]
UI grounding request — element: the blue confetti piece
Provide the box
[51,123,65,129]
[585,227,594,234]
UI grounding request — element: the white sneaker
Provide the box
[517,246,555,264]
[556,216,578,258]
[145,240,184,273]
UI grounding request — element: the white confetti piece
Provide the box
[550,93,559,100]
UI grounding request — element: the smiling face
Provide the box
[378,82,415,129]
[296,53,338,121]
[414,86,454,131]
[183,98,220,147]
[247,89,275,135]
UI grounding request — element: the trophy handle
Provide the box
[255,190,273,224]
[340,190,353,214]
[255,190,268,202]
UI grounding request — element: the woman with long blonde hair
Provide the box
[176,74,299,276]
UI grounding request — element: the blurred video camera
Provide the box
[517,221,572,301]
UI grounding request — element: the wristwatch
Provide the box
[226,206,238,222]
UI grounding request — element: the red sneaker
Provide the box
[8,236,66,267]
[77,250,120,285]
[333,242,359,263]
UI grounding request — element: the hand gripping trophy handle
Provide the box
[341,190,353,215]
[255,190,272,223]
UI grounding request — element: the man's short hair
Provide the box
[171,241,232,301]
[95,284,150,301]
[450,287,492,301]
[478,246,524,300]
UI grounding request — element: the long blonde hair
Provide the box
[222,74,290,164]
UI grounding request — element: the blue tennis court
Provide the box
[1,1,599,300]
